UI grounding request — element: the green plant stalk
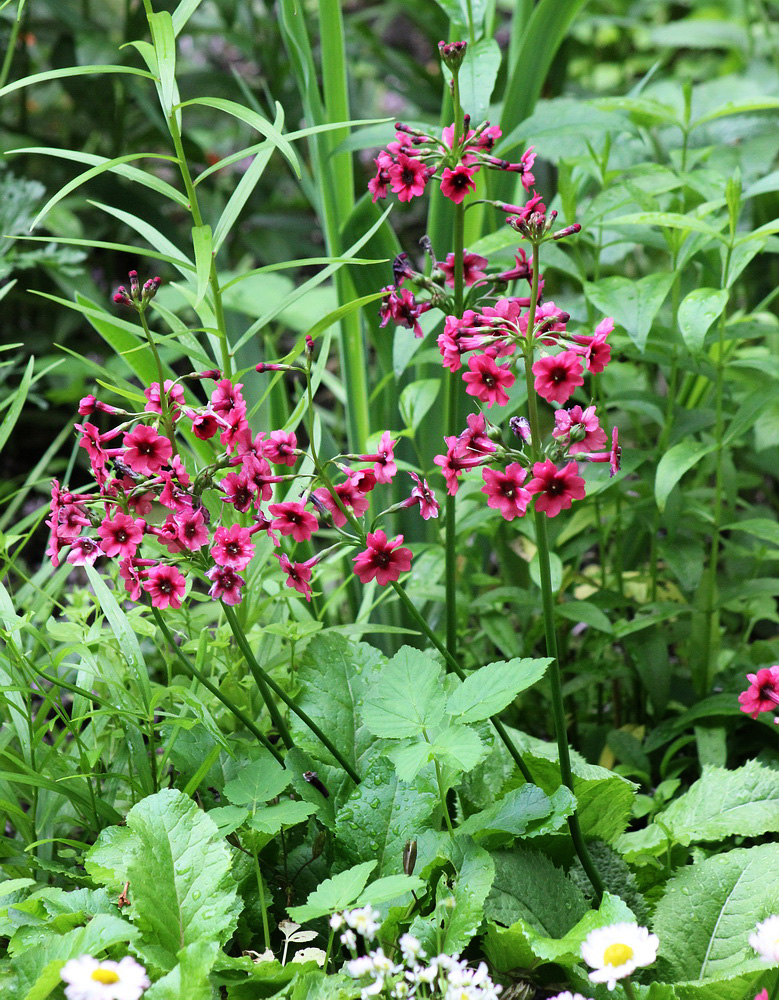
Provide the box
[151,606,284,763]
[424,728,455,837]
[622,979,638,1000]
[523,240,604,904]
[252,845,272,952]
[0,0,23,93]
[221,604,361,783]
[137,306,177,450]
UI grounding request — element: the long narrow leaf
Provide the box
[148,12,179,119]
[0,356,33,454]
[0,65,154,101]
[88,200,194,276]
[191,224,213,306]
[16,235,195,271]
[171,0,205,36]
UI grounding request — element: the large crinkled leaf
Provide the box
[653,843,779,981]
[362,647,446,739]
[484,849,587,935]
[144,941,218,1000]
[660,760,779,846]
[446,658,551,723]
[290,634,386,780]
[457,784,575,843]
[485,891,635,972]
[88,789,240,974]
[334,757,437,876]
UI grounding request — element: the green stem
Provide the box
[426,730,455,838]
[252,845,272,952]
[222,604,361,783]
[524,241,604,905]
[621,978,638,1000]
[137,307,177,451]
[0,1,23,92]
[151,606,284,763]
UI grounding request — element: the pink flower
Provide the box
[404,472,440,520]
[211,524,255,570]
[437,310,479,372]
[76,421,122,485]
[187,408,223,440]
[353,530,412,585]
[265,429,298,466]
[520,146,536,191]
[219,471,255,512]
[389,153,430,202]
[462,353,515,408]
[357,431,397,484]
[97,512,146,559]
[174,507,209,551]
[276,552,317,602]
[481,464,531,520]
[66,536,101,566]
[119,557,157,601]
[143,564,187,609]
[368,152,392,202]
[206,564,245,605]
[573,317,614,374]
[144,379,185,421]
[754,990,769,1000]
[532,351,584,405]
[553,405,608,455]
[581,426,621,476]
[269,502,318,543]
[738,666,779,719]
[122,425,173,475]
[440,163,478,204]
[379,286,431,338]
[457,412,496,457]
[476,124,502,150]
[210,379,245,418]
[433,433,491,495]
[150,516,185,554]
[439,251,488,288]
[312,472,373,527]
[526,460,587,517]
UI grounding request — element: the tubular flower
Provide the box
[143,564,187,610]
[210,524,256,571]
[206,564,245,605]
[276,552,318,602]
[97,513,146,559]
[553,405,608,455]
[269,502,319,543]
[353,530,412,585]
[462,352,515,408]
[739,667,779,719]
[481,464,531,520]
[527,460,586,517]
[532,350,585,405]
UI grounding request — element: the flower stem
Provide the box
[151,606,284,764]
[221,604,361,784]
[622,978,638,1000]
[252,845,272,952]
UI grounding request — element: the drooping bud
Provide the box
[393,252,416,287]
[187,369,222,380]
[509,416,532,443]
[305,335,314,357]
[552,223,582,241]
[303,770,330,798]
[403,839,418,875]
[438,40,467,72]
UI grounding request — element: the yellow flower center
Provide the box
[91,969,121,984]
[604,943,634,967]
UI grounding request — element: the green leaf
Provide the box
[148,12,178,118]
[249,800,317,835]
[660,761,779,846]
[85,566,151,711]
[655,440,716,512]
[354,874,425,906]
[223,750,290,810]
[0,355,33,455]
[172,0,205,35]
[383,740,435,782]
[144,941,218,1000]
[458,784,575,841]
[0,65,154,102]
[446,658,551,723]
[122,789,240,973]
[585,273,675,352]
[334,757,437,876]
[287,861,377,922]
[484,848,587,933]
[289,634,386,779]
[399,379,441,436]
[678,287,729,354]
[191,224,212,307]
[556,600,613,633]
[721,518,779,547]
[692,96,779,128]
[653,843,779,981]
[447,38,502,122]
[362,646,446,739]
[606,211,727,242]
[177,97,299,177]
[485,891,635,972]
[430,724,486,773]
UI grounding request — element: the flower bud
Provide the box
[552,222,582,241]
[187,369,221,380]
[438,40,467,71]
[403,839,418,876]
[509,416,532,443]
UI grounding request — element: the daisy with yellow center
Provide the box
[580,922,659,992]
[60,954,150,1000]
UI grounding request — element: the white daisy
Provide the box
[750,915,779,963]
[548,993,594,1000]
[581,922,659,991]
[344,905,382,941]
[60,955,150,1000]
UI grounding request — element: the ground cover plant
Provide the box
[2,0,779,998]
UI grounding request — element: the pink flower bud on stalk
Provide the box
[113,269,162,311]
[437,39,467,71]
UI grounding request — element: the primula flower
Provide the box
[186,408,222,440]
[60,954,150,1000]
[527,460,586,517]
[269,502,318,543]
[143,564,187,609]
[439,251,488,287]
[462,353,515,408]
[210,524,255,571]
[353,530,412,585]
[434,434,491,495]
[553,405,608,455]
[388,153,430,201]
[739,667,779,719]
[173,508,209,551]
[357,432,398,484]
[581,922,659,991]
[532,351,585,405]
[520,145,536,191]
[144,380,185,420]
[122,425,173,476]
[119,558,156,601]
[276,552,317,602]
[750,916,779,962]
[481,464,531,520]
[754,991,769,1000]
[440,163,478,204]
[581,426,621,477]
[265,429,298,466]
[573,317,614,374]
[206,564,245,605]
[219,471,255,512]
[67,537,101,567]
[97,513,145,559]
[403,472,440,520]
[379,286,431,338]
[368,151,392,202]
